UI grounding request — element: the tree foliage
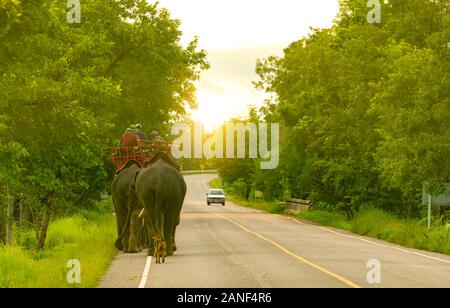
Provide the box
[0,0,208,246]
[246,0,449,217]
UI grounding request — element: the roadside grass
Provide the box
[298,209,450,255]
[209,178,221,190]
[210,178,450,255]
[226,196,285,214]
[297,210,353,230]
[0,199,117,288]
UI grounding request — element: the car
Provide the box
[206,189,226,206]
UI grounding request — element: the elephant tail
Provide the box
[151,190,166,242]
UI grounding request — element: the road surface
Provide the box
[99,174,450,288]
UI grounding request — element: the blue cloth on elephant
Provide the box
[136,130,148,140]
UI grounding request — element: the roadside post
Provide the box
[428,194,432,229]
[423,183,450,229]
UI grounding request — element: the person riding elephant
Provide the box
[135,124,148,141]
[120,125,141,147]
[150,130,164,142]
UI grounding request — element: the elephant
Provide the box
[111,163,145,253]
[135,157,186,263]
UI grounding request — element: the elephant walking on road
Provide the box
[111,164,145,253]
[135,158,186,263]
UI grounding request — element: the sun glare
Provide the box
[161,0,340,131]
[190,81,269,132]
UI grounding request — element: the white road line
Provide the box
[287,217,304,224]
[316,226,450,264]
[138,256,153,288]
[285,216,450,264]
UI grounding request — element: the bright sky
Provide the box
[154,0,340,130]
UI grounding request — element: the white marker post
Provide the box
[428,194,432,229]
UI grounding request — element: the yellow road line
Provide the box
[212,212,362,288]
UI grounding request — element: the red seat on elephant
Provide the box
[120,133,140,146]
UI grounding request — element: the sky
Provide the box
[153,0,340,130]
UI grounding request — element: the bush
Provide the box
[268,204,286,214]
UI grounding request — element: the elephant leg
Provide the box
[171,214,180,253]
[154,238,161,264]
[112,199,125,251]
[143,208,156,256]
[145,220,155,256]
[165,224,174,257]
[138,213,146,251]
[122,225,130,253]
[171,233,177,253]
[160,241,167,263]
[153,238,167,264]
[138,224,145,251]
[127,207,142,253]
[171,232,177,253]
[152,207,166,263]
[147,235,155,256]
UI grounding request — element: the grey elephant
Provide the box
[135,157,186,263]
[111,164,145,253]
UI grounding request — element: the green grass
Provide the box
[209,178,222,189]
[227,196,285,214]
[298,210,353,230]
[298,209,450,255]
[0,200,117,288]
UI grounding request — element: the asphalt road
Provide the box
[99,174,450,288]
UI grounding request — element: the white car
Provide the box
[206,189,226,206]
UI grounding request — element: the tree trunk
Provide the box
[6,199,14,244]
[19,200,29,228]
[245,186,251,201]
[35,203,51,252]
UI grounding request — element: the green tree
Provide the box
[374,45,450,197]
[254,0,449,217]
[0,0,208,249]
